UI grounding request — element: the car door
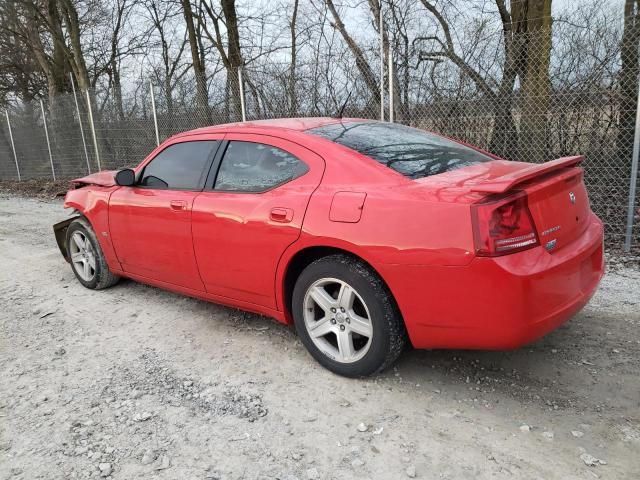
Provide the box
[109,137,222,290]
[191,134,324,308]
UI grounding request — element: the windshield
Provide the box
[307,122,493,179]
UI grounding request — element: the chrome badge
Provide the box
[545,239,557,251]
[541,225,561,236]
[569,191,576,204]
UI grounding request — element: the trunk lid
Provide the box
[519,166,590,252]
[418,156,590,253]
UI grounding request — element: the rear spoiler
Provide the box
[471,156,584,194]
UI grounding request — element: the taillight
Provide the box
[471,191,539,256]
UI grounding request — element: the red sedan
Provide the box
[53,118,605,377]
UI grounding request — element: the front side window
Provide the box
[139,141,218,190]
[214,141,308,192]
[308,122,492,179]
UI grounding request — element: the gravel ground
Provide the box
[0,194,639,480]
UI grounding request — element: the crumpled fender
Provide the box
[71,170,118,188]
[53,216,80,262]
[57,186,123,272]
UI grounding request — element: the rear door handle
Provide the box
[270,207,293,223]
[170,200,187,211]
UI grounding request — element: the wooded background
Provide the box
[0,0,639,251]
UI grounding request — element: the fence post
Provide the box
[624,83,640,252]
[70,73,91,174]
[150,81,160,146]
[388,50,394,123]
[40,99,56,181]
[379,4,384,122]
[238,68,247,122]
[85,90,102,171]
[5,111,21,181]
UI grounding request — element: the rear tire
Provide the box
[66,217,120,290]
[292,254,406,377]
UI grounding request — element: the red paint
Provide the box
[109,188,205,290]
[71,170,118,188]
[61,118,605,350]
[191,132,325,308]
[330,192,367,223]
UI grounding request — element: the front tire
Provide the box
[292,254,406,377]
[66,217,120,290]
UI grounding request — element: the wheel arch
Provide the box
[62,187,123,272]
[277,243,400,326]
[53,214,83,261]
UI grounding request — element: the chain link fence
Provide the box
[0,32,638,253]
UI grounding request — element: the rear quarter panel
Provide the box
[275,146,480,318]
[300,184,476,266]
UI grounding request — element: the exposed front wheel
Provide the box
[66,218,120,290]
[293,254,406,377]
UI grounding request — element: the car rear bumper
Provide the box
[379,214,605,350]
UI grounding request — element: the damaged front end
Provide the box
[53,170,117,262]
[53,215,80,262]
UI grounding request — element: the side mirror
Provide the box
[115,168,135,186]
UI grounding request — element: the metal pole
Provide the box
[150,81,160,146]
[238,67,246,122]
[40,99,56,181]
[70,73,91,174]
[379,3,384,122]
[5,111,21,181]
[388,50,394,123]
[86,90,101,171]
[624,83,640,252]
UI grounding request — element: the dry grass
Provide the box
[0,178,71,199]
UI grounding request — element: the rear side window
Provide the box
[139,141,218,190]
[214,141,308,192]
[308,122,492,179]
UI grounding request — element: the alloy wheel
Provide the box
[303,277,373,363]
[69,231,96,282]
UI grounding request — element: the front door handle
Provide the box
[170,200,187,211]
[270,207,293,223]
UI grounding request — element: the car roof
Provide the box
[173,117,369,137]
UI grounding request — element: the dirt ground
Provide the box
[0,193,638,480]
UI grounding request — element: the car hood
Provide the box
[71,170,118,187]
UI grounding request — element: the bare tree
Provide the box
[289,0,300,115]
[416,0,553,160]
[515,0,553,161]
[619,0,640,161]
[199,0,244,121]
[181,0,210,122]
[144,0,189,119]
[325,0,381,111]
[0,2,45,104]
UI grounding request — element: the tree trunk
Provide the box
[221,0,243,121]
[58,0,90,91]
[289,0,299,116]
[112,59,124,121]
[618,0,640,163]
[488,0,521,158]
[515,0,553,162]
[326,0,381,111]
[46,0,66,98]
[181,0,210,124]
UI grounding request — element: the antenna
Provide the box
[336,90,352,118]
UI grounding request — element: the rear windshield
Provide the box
[307,122,493,179]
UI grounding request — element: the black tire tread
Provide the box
[293,253,407,377]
